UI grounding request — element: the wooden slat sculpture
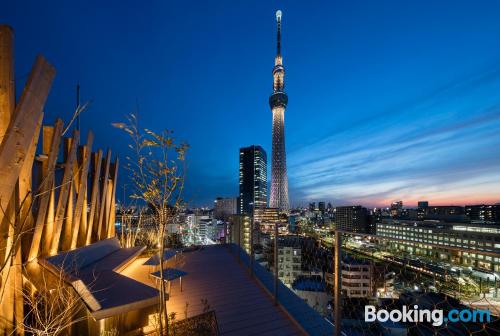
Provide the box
[0,25,119,335]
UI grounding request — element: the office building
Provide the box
[465,204,500,223]
[214,197,237,220]
[376,219,500,272]
[424,206,465,221]
[318,202,326,213]
[390,201,403,217]
[239,145,267,215]
[335,206,368,233]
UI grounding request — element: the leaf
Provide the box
[112,122,126,129]
[142,139,159,147]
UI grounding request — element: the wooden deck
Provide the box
[121,245,304,336]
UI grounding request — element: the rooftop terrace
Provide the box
[121,244,334,335]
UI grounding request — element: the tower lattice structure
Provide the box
[269,10,289,212]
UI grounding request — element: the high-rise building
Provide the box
[390,201,403,217]
[269,10,290,212]
[318,202,326,213]
[335,206,368,233]
[239,145,267,215]
[213,197,237,220]
[417,201,429,220]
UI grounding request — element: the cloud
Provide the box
[288,66,500,207]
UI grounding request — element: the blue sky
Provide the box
[3,1,500,207]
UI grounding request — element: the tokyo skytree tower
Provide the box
[269,10,289,212]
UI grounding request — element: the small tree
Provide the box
[113,113,188,336]
[20,266,86,336]
[118,203,146,248]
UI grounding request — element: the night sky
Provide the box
[3,1,500,207]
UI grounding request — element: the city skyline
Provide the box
[2,4,500,336]
[3,1,500,207]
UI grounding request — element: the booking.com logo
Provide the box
[365,305,491,326]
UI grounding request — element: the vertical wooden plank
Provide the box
[50,130,79,254]
[85,150,102,245]
[28,120,63,261]
[62,183,74,251]
[18,113,43,260]
[77,185,88,247]
[92,190,101,242]
[104,179,112,237]
[61,137,75,251]
[42,185,55,255]
[40,124,58,256]
[12,113,42,335]
[0,55,55,226]
[0,25,16,335]
[42,125,53,155]
[0,197,15,335]
[0,25,14,137]
[96,149,111,240]
[106,158,118,238]
[13,239,23,335]
[70,132,93,249]
[0,31,54,336]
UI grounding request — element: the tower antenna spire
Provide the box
[276,10,282,55]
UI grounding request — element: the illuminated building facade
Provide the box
[254,207,280,224]
[277,241,302,286]
[230,214,251,254]
[254,207,287,234]
[325,259,373,298]
[465,204,500,223]
[335,206,369,233]
[376,219,500,271]
[390,201,403,217]
[269,10,290,212]
[239,145,267,215]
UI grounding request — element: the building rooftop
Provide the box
[121,244,334,335]
[38,238,159,320]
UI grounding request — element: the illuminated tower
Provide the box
[269,10,289,211]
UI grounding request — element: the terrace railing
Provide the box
[226,221,500,336]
